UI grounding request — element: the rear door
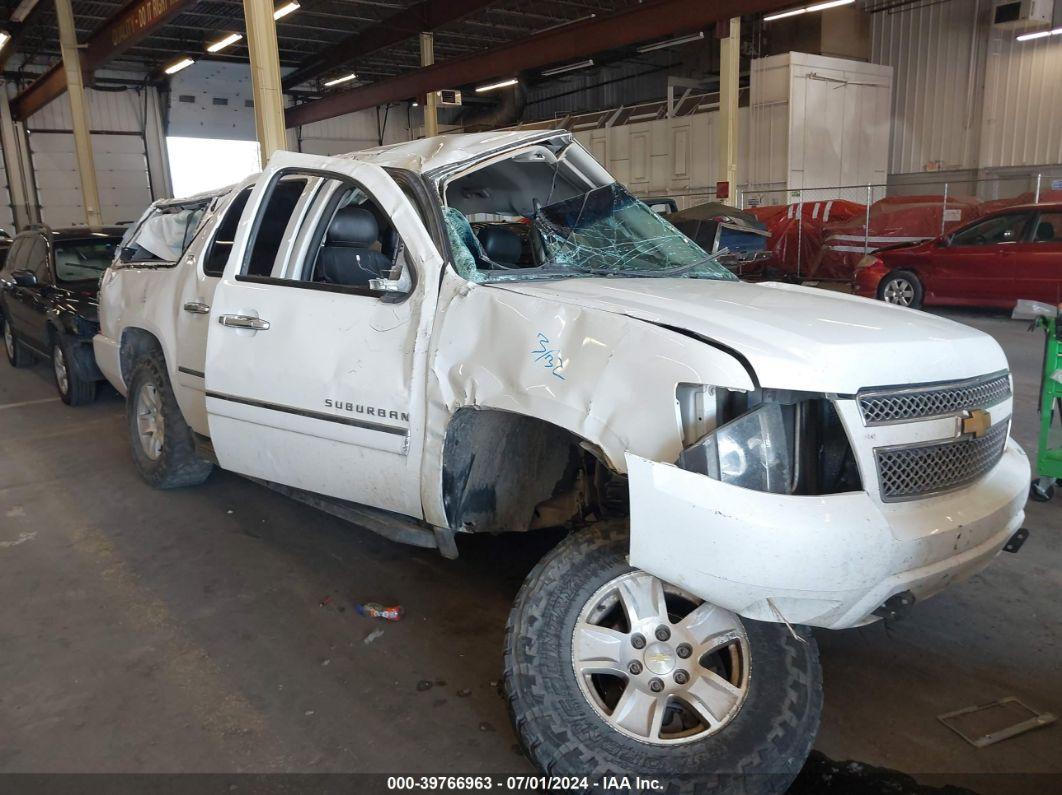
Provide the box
[1009,209,1062,304]
[204,151,444,518]
[927,212,1033,305]
[173,183,255,434]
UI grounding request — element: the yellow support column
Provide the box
[243,0,287,166]
[54,0,102,228]
[420,32,439,138]
[718,17,740,207]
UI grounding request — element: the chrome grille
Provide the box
[875,421,1009,502]
[858,372,1011,425]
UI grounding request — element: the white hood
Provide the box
[490,279,1008,394]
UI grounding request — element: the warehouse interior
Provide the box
[1,0,1060,792]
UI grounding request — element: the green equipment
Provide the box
[1026,304,1062,502]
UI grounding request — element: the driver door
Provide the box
[929,211,1033,305]
[204,151,444,518]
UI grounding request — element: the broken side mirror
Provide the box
[369,251,413,296]
[11,269,37,287]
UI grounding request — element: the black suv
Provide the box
[1,226,123,405]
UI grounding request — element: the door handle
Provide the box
[218,314,270,330]
[183,301,211,314]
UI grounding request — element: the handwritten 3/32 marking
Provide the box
[532,332,566,380]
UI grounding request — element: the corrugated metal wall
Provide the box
[871,0,1062,175]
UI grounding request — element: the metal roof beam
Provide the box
[286,0,792,128]
[11,0,196,120]
[281,0,495,90]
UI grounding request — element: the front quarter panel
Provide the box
[419,272,754,527]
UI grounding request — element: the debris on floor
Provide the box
[355,602,404,621]
[319,595,333,607]
[363,628,385,645]
[416,680,433,692]
[938,697,1057,748]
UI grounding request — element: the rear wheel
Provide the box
[3,317,32,368]
[53,337,96,406]
[127,352,213,489]
[877,270,923,309]
[505,523,822,794]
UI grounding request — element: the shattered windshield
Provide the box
[445,183,736,284]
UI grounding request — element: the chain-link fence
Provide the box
[736,172,1057,279]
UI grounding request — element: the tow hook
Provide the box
[1003,527,1030,554]
[873,590,916,622]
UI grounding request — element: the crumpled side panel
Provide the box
[417,270,754,528]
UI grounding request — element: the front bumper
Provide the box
[626,437,1029,630]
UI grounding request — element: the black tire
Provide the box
[877,270,924,309]
[53,336,97,406]
[505,523,822,795]
[3,316,32,368]
[126,351,213,489]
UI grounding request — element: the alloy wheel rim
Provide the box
[4,322,13,359]
[883,278,915,305]
[135,382,165,460]
[571,570,749,745]
[54,346,69,394]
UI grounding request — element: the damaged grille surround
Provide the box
[857,371,1011,425]
[874,419,1010,502]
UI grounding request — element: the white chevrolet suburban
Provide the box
[95,131,1030,792]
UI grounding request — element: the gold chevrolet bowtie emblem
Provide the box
[962,409,992,438]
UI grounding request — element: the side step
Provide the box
[247,477,458,558]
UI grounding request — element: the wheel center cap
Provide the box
[643,641,675,675]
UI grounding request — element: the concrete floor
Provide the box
[0,309,1058,792]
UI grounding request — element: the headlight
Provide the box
[676,403,793,494]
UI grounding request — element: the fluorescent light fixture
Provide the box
[164,57,195,75]
[541,59,595,77]
[273,1,300,20]
[207,33,242,53]
[636,31,704,53]
[0,32,10,52]
[411,101,419,107]
[475,77,518,93]
[323,72,357,87]
[764,0,854,22]
[1016,27,1062,41]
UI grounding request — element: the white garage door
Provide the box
[30,131,152,228]
[0,155,16,235]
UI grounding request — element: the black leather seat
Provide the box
[316,206,392,286]
[476,226,522,267]
[1036,221,1055,242]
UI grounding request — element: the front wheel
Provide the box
[505,523,822,795]
[877,270,923,309]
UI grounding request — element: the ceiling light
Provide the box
[1016,27,1062,41]
[273,1,300,20]
[0,32,10,52]
[475,78,518,93]
[207,33,242,53]
[324,72,358,87]
[411,101,419,107]
[764,0,854,22]
[541,59,595,77]
[164,57,195,75]
[636,32,704,53]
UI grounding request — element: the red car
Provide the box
[854,202,1062,309]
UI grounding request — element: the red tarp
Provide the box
[747,199,864,277]
[809,194,981,280]
[978,189,1062,216]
